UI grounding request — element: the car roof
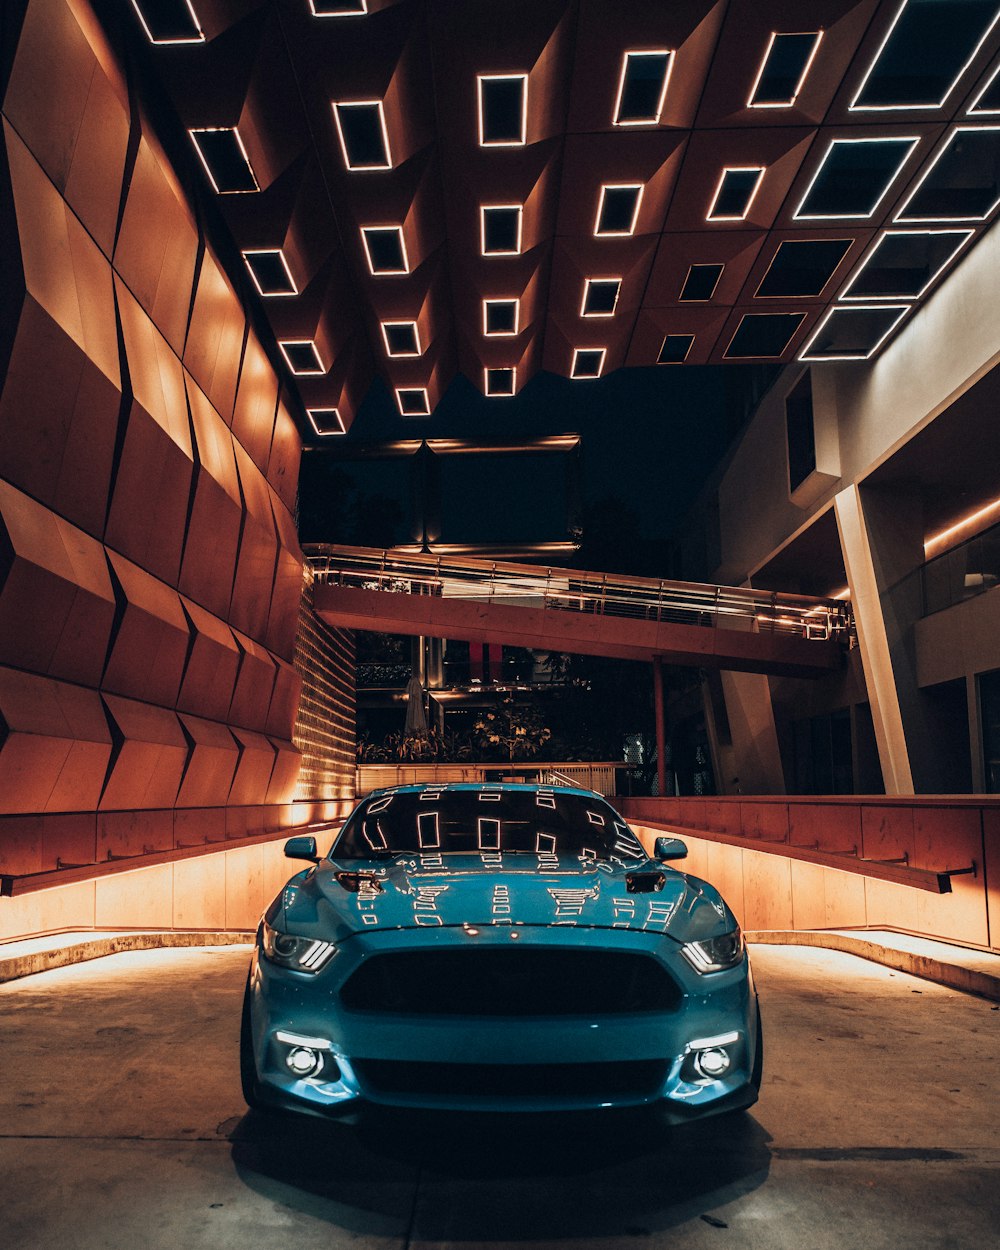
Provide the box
[360,781,605,802]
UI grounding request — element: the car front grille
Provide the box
[340,947,680,1015]
[354,1059,670,1100]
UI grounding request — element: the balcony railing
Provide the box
[919,520,1000,616]
[306,544,854,643]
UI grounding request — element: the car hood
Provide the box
[277,852,736,945]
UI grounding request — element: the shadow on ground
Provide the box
[230,1106,771,1240]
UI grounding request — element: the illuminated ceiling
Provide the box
[116,0,1000,436]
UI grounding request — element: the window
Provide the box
[333,100,391,170]
[396,387,431,417]
[851,0,1000,110]
[748,32,823,107]
[278,340,326,375]
[724,313,805,358]
[785,372,816,492]
[310,0,367,13]
[571,348,606,378]
[657,334,693,364]
[242,249,298,297]
[361,226,409,274]
[755,239,853,297]
[483,299,519,336]
[895,126,1000,221]
[189,128,259,193]
[679,264,723,301]
[707,167,765,220]
[130,0,204,43]
[381,321,421,357]
[478,75,528,146]
[485,367,516,396]
[594,184,644,236]
[799,305,910,360]
[613,50,673,125]
[581,278,622,317]
[841,229,973,298]
[794,137,918,218]
[307,408,346,436]
[481,205,523,255]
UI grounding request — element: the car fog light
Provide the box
[694,1047,731,1078]
[286,1046,323,1078]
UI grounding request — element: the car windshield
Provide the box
[331,789,647,861]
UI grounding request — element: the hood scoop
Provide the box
[625,871,666,894]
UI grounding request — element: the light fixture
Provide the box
[332,100,392,170]
[242,249,298,297]
[396,387,431,417]
[189,128,259,194]
[793,136,918,219]
[570,348,606,379]
[798,304,910,361]
[307,408,346,436]
[580,277,622,317]
[130,0,204,43]
[482,298,520,336]
[747,31,823,108]
[706,167,765,221]
[477,74,528,147]
[480,204,523,255]
[594,183,644,236]
[613,49,674,125]
[380,321,422,357]
[484,366,517,397]
[278,340,326,375]
[360,226,409,274]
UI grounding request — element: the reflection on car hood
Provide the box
[278,852,734,944]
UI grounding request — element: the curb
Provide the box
[0,931,254,985]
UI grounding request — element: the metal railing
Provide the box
[306,544,853,642]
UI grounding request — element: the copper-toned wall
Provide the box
[0,0,341,902]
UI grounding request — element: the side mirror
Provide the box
[654,835,688,862]
[284,835,319,863]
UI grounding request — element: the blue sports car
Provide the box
[241,783,762,1119]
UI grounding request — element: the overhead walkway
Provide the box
[307,545,852,677]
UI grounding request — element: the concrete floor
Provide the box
[0,944,997,1249]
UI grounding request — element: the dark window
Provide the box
[757,238,852,297]
[657,334,693,364]
[190,129,258,193]
[363,227,407,273]
[308,408,345,436]
[853,0,999,109]
[980,668,1000,792]
[709,168,763,218]
[311,0,367,13]
[750,32,822,106]
[680,264,723,301]
[397,388,430,416]
[132,0,203,41]
[572,349,605,378]
[335,102,390,168]
[383,323,419,355]
[596,185,642,234]
[615,51,672,124]
[785,372,816,492]
[243,250,296,296]
[724,313,804,358]
[971,67,1000,111]
[897,128,1000,220]
[845,230,970,298]
[803,306,907,359]
[485,367,515,396]
[792,710,853,794]
[482,207,521,254]
[479,76,526,145]
[582,279,621,316]
[280,341,324,374]
[485,301,518,334]
[796,138,915,217]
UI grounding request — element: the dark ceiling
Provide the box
[112,0,1000,438]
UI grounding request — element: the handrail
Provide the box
[305,544,854,643]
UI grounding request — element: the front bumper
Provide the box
[245,925,760,1119]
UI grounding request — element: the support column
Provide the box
[719,671,785,794]
[653,657,666,797]
[833,484,914,795]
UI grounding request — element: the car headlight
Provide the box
[680,925,745,974]
[262,920,338,973]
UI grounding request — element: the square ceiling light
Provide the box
[485,367,517,396]
[755,238,853,297]
[895,126,1000,220]
[242,249,298,297]
[481,205,523,255]
[478,75,528,146]
[309,0,367,14]
[707,167,765,220]
[189,128,259,193]
[483,299,520,336]
[800,305,910,359]
[396,387,431,417]
[131,0,204,42]
[748,31,823,107]
[381,321,422,357]
[571,348,606,378]
[657,333,694,363]
[794,137,918,218]
[279,340,326,375]
[581,278,622,317]
[307,408,346,435]
[851,0,1000,110]
[595,184,644,235]
[361,226,409,274]
[333,100,391,170]
[724,313,805,358]
[614,50,674,125]
[841,229,973,298]
[680,264,724,301]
